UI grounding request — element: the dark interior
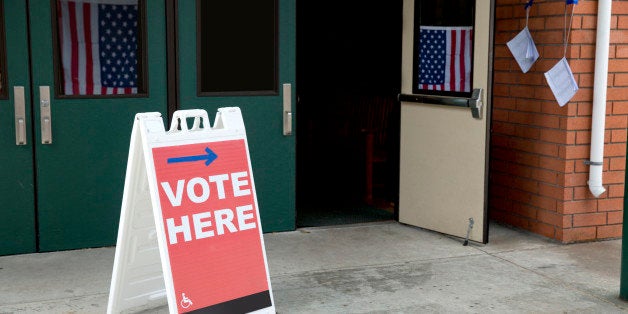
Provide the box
[296,1,403,227]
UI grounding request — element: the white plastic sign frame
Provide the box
[107,108,275,313]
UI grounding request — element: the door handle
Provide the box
[40,86,52,144]
[14,86,27,145]
[283,83,292,136]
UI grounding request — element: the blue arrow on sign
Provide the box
[167,147,218,166]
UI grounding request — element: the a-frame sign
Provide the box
[107,108,275,313]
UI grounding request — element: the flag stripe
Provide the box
[59,1,138,95]
[449,29,456,91]
[90,4,102,95]
[68,2,80,95]
[83,3,95,95]
[417,26,472,93]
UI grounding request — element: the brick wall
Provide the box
[490,0,628,242]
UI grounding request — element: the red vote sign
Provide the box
[152,139,272,313]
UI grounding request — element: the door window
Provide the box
[54,0,145,96]
[197,0,277,95]
[413,0,475,96]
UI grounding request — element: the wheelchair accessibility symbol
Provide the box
[180,293,193,309]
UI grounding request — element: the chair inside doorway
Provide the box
[296,0,402,227]
[296,92,399,227]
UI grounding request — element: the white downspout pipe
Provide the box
[588,0,613,197]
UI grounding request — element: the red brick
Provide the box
[509,138,559,157]
[510,111,561,129]
[511,85,538,98]
[614,1,628,14]
[575,131,591,144]
[574,1,598,14]
[608,184,625,198]
[597,224,622,239]
[513,203,538,219]
[603,171,626,185]
[491,211,530,231]
[528,221,557,239]
[493,109,509,122]
[492,134,510,148]
[616,45,628,58]
[565,116,592,130]
[604,143,627,157]
[571,88,593,102]
[506,163,532,178]
[516,98,546,112]
[608,210,624,225]
[561,199,598,214]
[598,197,624,212]
[542,100,574,116]
[611,30,628,44]
[569,59,595,74]
[606,115,628,129]
[613,101,628,114]
[530,168,558,185]
[606,87,628,100]
[496,6,513,19]
[540,183,571,200]
[539,156,571,173]
[492,121,516,136]
[559,227,597,243]
[578,73,595,88]
[615,73,628,87]
[619,16,628,29]
[514,125,541,140]
[530,194,558,211]
[563,214,573,229]
[536,31,567,45]
[582,15,597,29]
[537,209,562,227]
[573,212,607,227]
[493,84,510,97]
[514,151,541,167]
[563,172,589,187]
[540,129,569,144]
[571,30,597,44]
[493,97,517,110]
[490,196,514,213]
[560,145,590,159]
[573,186,598,200]
[496,19,521,32]
[611,129,627,143]
[610,157,626,171]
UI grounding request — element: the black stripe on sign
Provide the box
[186,290,272,314]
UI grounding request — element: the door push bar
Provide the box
[398,88,483,119]
[14,86,27,145]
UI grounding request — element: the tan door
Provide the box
[399,0,493,243]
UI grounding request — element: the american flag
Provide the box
[58,0,139,95]
[417,26,473,93]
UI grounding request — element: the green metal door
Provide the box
[177,0,296,232]
[0,1,167,254]
[0,1,36,255]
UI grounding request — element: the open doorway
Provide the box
[296,1,403,227]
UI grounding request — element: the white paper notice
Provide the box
[544,57,579,107]
[507,27,539,73]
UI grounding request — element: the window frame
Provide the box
[195,0,279,97]
[50,0,148,99]
[411,0,476,98]
[0,0,7,100]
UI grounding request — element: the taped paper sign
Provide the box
[507,27,539,73]
[544,57,579,107]
[107,108,275,314]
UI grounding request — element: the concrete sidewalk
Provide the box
[0,221,626,313]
